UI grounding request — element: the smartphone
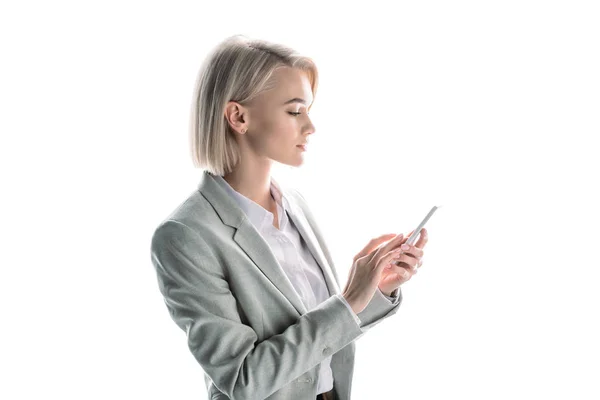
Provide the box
[404,205,440,246]
[392,205,440,267]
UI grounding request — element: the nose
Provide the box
[304,117,316,136]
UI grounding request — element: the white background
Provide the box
[1,0,599,399]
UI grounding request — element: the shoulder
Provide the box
[151,189,223,247]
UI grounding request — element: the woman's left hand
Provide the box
[378,228,428,296]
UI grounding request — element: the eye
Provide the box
[288,111,310,117]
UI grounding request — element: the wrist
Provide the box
[342,292,361,315]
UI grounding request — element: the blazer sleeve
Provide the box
[150,220,365,400]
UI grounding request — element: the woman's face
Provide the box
[228,66,316,167]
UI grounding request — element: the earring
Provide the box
[241,128,246,134]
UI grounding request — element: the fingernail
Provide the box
[401,244,410,250]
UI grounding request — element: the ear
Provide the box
[224,101,250,134]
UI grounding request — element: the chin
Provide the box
[278,156,305,168]
[285,159,304,168]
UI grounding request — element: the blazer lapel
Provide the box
[197,171,340,317]
[198,171,308,316]
[284,199,341,297]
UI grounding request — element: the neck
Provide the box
[222,169,274,211]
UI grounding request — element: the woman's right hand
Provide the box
[342,233,407,314]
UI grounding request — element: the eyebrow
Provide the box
[283,97,312,106]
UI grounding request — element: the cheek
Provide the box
[262,118,280,133]
[266,116,295,137]
[252,113,296,146]
[254,114,278,133]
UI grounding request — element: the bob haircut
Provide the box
[189,34,319,176]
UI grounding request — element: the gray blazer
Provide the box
[150,171,402,400]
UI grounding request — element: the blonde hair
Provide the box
[189,34,319,176]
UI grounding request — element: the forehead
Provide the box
[268,67,313,104]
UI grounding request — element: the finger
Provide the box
[399,229,415,245]
[373,233,406,262]
[415,228,429,249]
[400,228,428,249]
[380,229,424,264]
[395,241,424,259]
[379,232,407,253]
[390,254,419,273]
[395,267,412,282]
[354,233,397,262]
[379,245,409,271]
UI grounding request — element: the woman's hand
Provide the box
[377,228,428,296]
[342,232,418,314]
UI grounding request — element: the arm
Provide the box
[150,220,364,400]
[356,287,402,331]
[339,286,402,332]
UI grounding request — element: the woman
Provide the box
[150,34,428,400]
